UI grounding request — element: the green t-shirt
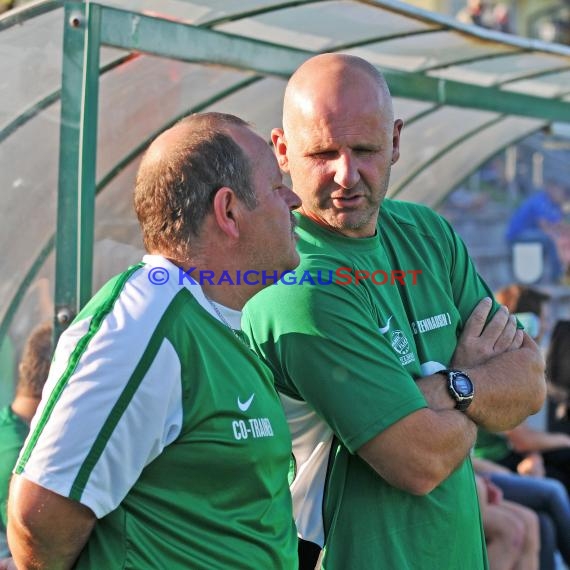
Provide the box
[0,405,28,529]
[474,428,512,462]
[16,256,297,569]
[243,200,492,570]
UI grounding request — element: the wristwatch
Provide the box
[436,369,474,412]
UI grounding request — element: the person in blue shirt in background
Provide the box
[506,178,569,283]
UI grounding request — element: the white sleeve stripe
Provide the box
[16,264,144,474]
[68,321,171,502]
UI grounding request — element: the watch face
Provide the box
[453,375,473,396]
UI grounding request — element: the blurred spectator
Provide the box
[447,186,488,212]
[0,1,12,15]
[474,424,570,492]
[0,0,35,15]
[457,0,495,28]
[476,284,570,496]
[495,284,550,344]
[0,323,52,558]
[473,457,570,569]
[505,179,570,284]
[546,320,570,434]
[475,474,540,570]
[492,3,512,33]
[457,0,512,33]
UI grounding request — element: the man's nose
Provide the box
[281,185,301,210]
[333,151,360,189]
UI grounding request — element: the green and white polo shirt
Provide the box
[16,255,297,569]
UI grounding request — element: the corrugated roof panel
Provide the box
[429,52,570,87]
[347,30,520,72]
[394,116,545,206]
[205,76,286,137]
[96,0,293,26]
[97,56,252,179]
[216,0,440,51]
[502,70,570,98]
[392,97,436,121]
[390,106,500,194]
[2,0,570,357]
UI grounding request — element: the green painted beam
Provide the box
[77,2,101,308]
[97,5,570,124]
[384,72,570,123]
[54,1,100,336]
[54,2,86,335]
[99,5,309,77]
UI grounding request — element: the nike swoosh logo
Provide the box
[378,315,393,334]
[237,394,255,412]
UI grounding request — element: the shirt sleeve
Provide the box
[15,282,183,518]
[243,277,427,454]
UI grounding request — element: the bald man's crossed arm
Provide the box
[358,299,545,495]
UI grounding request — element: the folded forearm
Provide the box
[359,407,477,495]
[465,337,545,431]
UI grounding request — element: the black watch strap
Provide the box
[437,369,474,412]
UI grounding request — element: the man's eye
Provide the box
[312,151,336,159]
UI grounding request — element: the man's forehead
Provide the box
[286,106,387,146]
[287,83,388,125]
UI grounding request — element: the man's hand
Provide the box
[517,453,545,477]
[483,478,503,506]
[418,298,522,411]
[465,331,545,431]
[451,298,522,369]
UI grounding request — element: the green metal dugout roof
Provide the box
[2,0,570,397]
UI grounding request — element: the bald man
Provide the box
[243,54,545,569]
[7,113,300,569]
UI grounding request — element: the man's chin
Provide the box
[327,210,377,235]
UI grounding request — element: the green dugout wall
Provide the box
[1,0,570,398]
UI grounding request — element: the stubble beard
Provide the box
[323,180,389,234]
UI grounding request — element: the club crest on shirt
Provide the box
[391,330,415,366]
[378,316,416,366]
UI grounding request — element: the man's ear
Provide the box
[211,187,240,240]
[391,119,404,165]
[271,128,289,172]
